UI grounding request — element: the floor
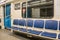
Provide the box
[0,29,30,40]
[0,29,54,40]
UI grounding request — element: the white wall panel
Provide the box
[54,0,60,19]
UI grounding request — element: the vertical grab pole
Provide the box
[26,0,28,32]
[5,3,6,29]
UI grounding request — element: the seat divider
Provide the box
[56,20,59,39]
[33,20,35,30]
[39,20,45,36]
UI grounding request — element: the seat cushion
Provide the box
[12,27,19,30]
[58,34,60,39]
[18,19,26,26]
[45,20,58,30]
[28,29,42,35]
[27,20,33,27]
[34,20,44,28]
[41,32,57,38]
[19,28,27,32]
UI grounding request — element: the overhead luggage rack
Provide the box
[22,0,53,8]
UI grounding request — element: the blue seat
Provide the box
[34,20,44,28]
[28,29,42,35]
[59,21,60,30]
[18,19,26,26]
[45,20,58,30]
[19,28,27,32]
[58,34,60,39]
[12,27,19,30]
[27,20,33,27]
[13,19,19,25]
[41,32,57,38]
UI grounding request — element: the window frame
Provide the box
[22,0,54,19]
[14,3,20,10]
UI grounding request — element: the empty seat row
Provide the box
[27,20,59,39]
[12,19,60,39]
[13,19,60,30]
[13,19,33,27]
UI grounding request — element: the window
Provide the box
[22,8,32,18]
[32,7,40,18]
[22,0,54,19]
[0,19,1,23]
[40,7,53,18]
[22,8,26,18]
[14,3,20,10]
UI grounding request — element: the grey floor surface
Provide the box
[0,29,54,40]
[0,29,30,40]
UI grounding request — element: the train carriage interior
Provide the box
[0,0,60,40]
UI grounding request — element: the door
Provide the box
[3,4,11,29]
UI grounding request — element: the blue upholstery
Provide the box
[41,32,57,38]
[27,20,33,27]
[58,34,60,39]
[18,19,26,26]
[59,21,60,30]
[12,27,19,30]
[12,27,27,32]
[45,20,58,30]
[19,28,27,32]
[28,29,42,35]
[13,19,19,25]
[34,20,44,28]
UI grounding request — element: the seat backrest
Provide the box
[58,34,60,39]
[13,19,19,25]
[27,20,33,27]
[34,20,44,28]
[59,21,60,30]
[45,20,58,30]
[18,19,26,26]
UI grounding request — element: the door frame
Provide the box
[3,3,11,29]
